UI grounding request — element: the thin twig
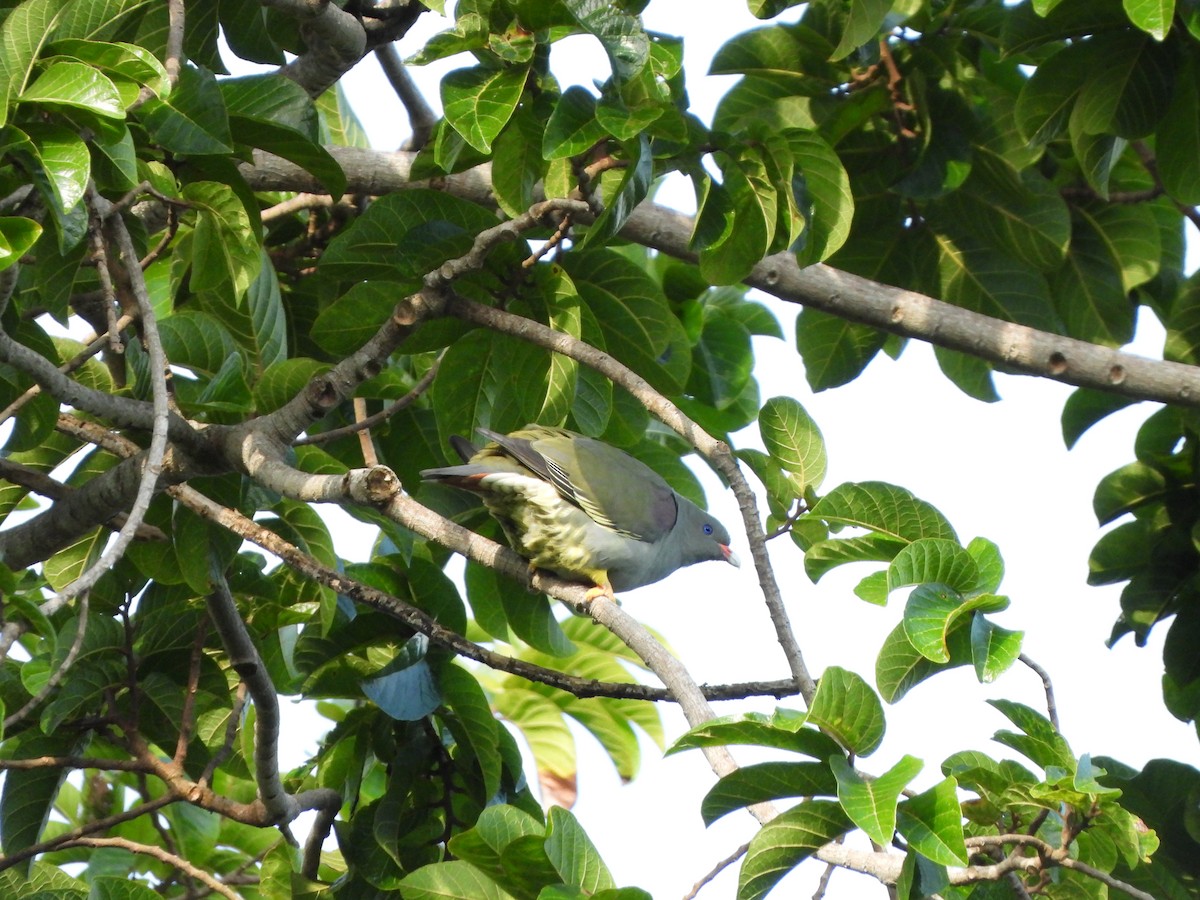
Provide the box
[0,794,177,872]
[1018,654,1059,731]
[2,591,88,730]
[261,192,336,223]
[54,837,241,900]
[45,190,173,612]
[164,0,185,85]
[352,397,378,466]
[294,357,440,445]
[684,843,748,900]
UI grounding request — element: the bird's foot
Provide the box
[584,584,616,603]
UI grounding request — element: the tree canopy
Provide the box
[0,0,1198,898]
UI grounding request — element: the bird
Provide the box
[420,425,740,596]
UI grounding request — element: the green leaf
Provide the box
[440,663,503,802]
[400,861,515,900]
[441,65,528,153]
[320,189,497,282]
[492,103,547,217]
[811,482,957,544]
[493,688,575,780]
[802,532,907,584]
[887,539,980,595]
[988,699,1075,771]
[45,38,169,98]
[966,537,1004,593]
[0,735,73,875]
[582,134,652,248]
[182,181,261,302]
[0,0,72,128]
[970,616,1023,683]
[542,86,607,159]
[903,587,1008,664]
[1061,388,1137,449]
[1124,0,1176,41]
[1014,39,1099,146]
[795,309,886,391]
[431,330,550,458]
[940,150,1070,273]
[560,250,687,395]
[311,281,396,358]
[157,310,239,376]
[689,308,754,411]
[895,777,969,866]
[934,233,1058,331]
[0,217,42,272]
[1051,210,1135,346]
[1085,203,1161,293]
[545,807,615,893]
[138,64,232,154]
[702,762,838,825]
[12,123,91,216]
[1157,55,1200,204]
[561,0,650,81]
[759,396,826,493]
[669,709,842,760]
[876,618,973,703]
[698,156,771,285]
[43,527,106,590]
[1072,31,1175,139]
[19,60,123,119]
[933,346,998,403]
[737,800,852,900]
[789,130,854,266]
[831,754,923,846]
[807,665,885,756]
[1093,460,1168,524]
[830,0,892,60]
[361,636,440,722]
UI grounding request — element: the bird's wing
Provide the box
[490,428,679,543]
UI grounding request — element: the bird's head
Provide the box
[679,502,740,569]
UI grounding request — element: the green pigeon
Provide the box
[421,425,740,595]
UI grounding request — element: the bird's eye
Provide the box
[703,523,714,535]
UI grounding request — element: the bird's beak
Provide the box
[721,544,741,568]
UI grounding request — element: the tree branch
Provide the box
[53,837,241,900]
[240,147,1200,409]
[375,43,436,149]
[263,0,368,98]
[1019,654,1059,731]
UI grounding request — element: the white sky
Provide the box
[256,3,1200,897]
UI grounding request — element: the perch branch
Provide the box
[444,292,815,701]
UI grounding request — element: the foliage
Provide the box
[0,0,1197,898]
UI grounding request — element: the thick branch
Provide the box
[241,148,1200,409]
[206,574,297,824]
[262,0,368,98]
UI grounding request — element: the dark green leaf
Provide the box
[702,761,838,825]
[811,482,957,543]
[737,800,852,900]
